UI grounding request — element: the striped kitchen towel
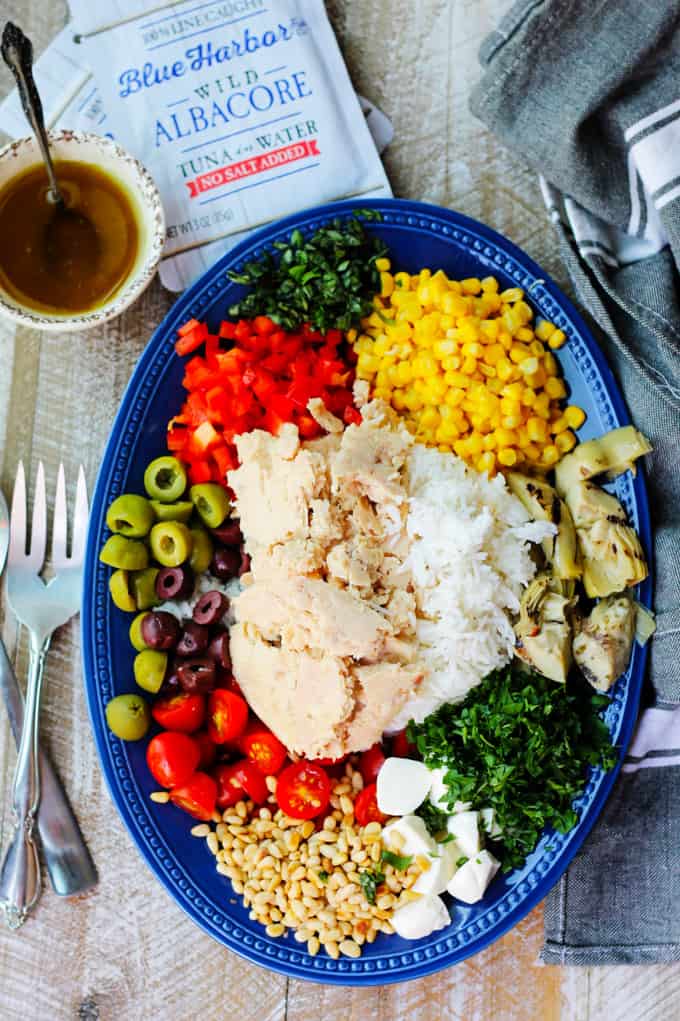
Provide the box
[470,0,680,964]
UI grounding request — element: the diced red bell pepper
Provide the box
[187,460,212,485]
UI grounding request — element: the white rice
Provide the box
[389,446,554,729]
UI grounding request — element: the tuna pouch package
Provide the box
[67,0,392,291]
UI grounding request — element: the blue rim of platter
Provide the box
[82,198,652,985]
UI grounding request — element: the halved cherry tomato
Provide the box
[358,743,386,786]
[213,762,245,809]
[238,723,287,776]
[276,761,331,820]
[146,732,200,788]
[152,692,205,733]
[207,688,249,744]
[354,783,387,827]
[391,728,417,759]
[231,759,269,804]
[169,771,217,820]
[195,730,217,770]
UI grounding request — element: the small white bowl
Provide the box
[0,130,165,331]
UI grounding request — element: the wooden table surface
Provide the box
[0,2,678,1019]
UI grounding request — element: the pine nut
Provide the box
[150,791,170,804]
[190,823,210,837]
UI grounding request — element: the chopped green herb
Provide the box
[358,867,385,905]
[381,849,413,871]
[408,662,617,871]
[415,799,449,838]
[226,214,388,333]
[317,870,329,883]
[456,856,469,868]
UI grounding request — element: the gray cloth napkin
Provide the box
[470,0,680,965]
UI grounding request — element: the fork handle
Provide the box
[0,633,50,927]
[0,637,97,898]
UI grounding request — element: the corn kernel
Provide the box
[393,271,411,290]
[391,389,406,411]
[564,405,586,429]
[519,357,539,376]
[461,356,477,375]
[545,377,567,399]
[509,344,531,364]
[516,327,535,343]
[461,277,482,295]
[535,319,556,341]
[380,272,394,298]
[548,328,567,349]
[555,430,577,453]
[500,287,524,304]
[476,451,496,475]
[481,276,499,292]
[541,444,560,466]
[497,447,518,467]
[527,416,549,443]
[376,257,391,272]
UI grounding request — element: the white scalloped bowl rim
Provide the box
[0,130,165,332]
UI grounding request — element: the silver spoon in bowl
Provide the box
[1,21,99,269]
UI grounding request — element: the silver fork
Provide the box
[0,462,89,928]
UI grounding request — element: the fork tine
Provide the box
[8,461,27,563]
[70,466,89,565]
[51,463,68,566]
[28,461,47,570]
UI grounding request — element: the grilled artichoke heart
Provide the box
[555,425,652,494]
[573,593,636,691]
[506,472,581,580]
[564,481,648,598]
[515,574,576,684]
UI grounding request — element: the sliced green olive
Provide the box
[144,456,187,503]
[133,649,168,694]
[189,526,214,574]
[129,612,151,652]
[109,570,136,612]
[149,521,193,567]
[105,494,155,538]
[100,535,149,571]
[149,499,193,523]
[130,567,161,610]
[105,693,151,741]
[189,483,231,529]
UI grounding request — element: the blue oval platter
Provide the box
[82,198,652,985]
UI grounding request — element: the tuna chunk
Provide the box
[230,623,354,759]
[234,574,390,660]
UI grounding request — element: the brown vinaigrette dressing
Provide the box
[0,159,139,314]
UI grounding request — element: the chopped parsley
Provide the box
[456,856,469,868]
[415,799,449,838]
[381,849,413,871]
[317,870,329,883]
[227,212,388,333]
[358,867,385,905]
[408,663,617,871]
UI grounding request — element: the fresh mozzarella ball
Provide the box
[413,839,460,896]
[446,850,500,904]
[446,811,481,858]
[376,758,432,815]
[383,815,436,859]
[427,766,450,811]
[480,806,503,838]
[391,894,451,940]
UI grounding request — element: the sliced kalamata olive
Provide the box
[239,549,251,577]
[155,565,194,601]
[210,521,243,546]
[177,657,216,694]
[193,589,229,626]
[176,620,209,657]
[140,611,180,650]
[210,546,241,582]
[208,630,231,671]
